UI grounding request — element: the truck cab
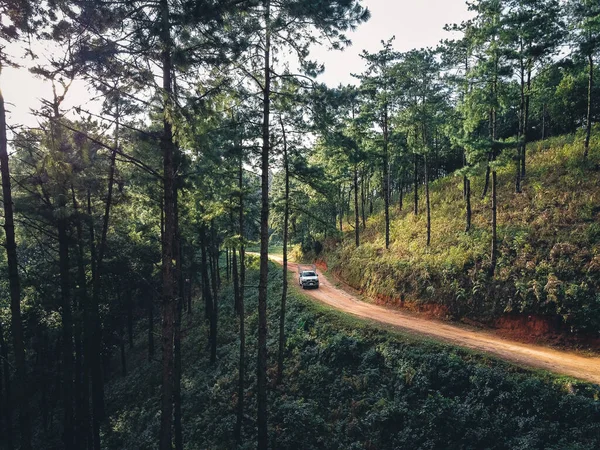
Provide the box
[299,270,319,289]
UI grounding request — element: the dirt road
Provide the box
[272,255,600,384]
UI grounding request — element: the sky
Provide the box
[2,0,473,128]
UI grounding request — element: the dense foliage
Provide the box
[1,0,600,448]
[103,262,600,449]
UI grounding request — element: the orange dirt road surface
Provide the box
[267,254,600,384]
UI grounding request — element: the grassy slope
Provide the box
[329,134,600,333]
[103,260,600,450]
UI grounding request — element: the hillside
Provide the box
[100,261,600,449]
[327,134,600,336]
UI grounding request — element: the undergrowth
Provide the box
[103,261,600,449]
[327,133,600,333]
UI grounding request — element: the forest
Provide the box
[0,0,599,449]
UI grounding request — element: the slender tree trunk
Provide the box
[57,194,75,450]
[490,170,498,276]
[522,64,531,178]
[383,106,390,249]
[0,65,32,450]
[360,165,366,229]
[585,53,594,159]
[71,187,91,449]
[209,222,219,364]
[413,153,419,216]
[0,321,5,449]
[354,164,360,247]
[200,224,213,325]
[234,157,246,443]
[257,1,271,447]
[425,154,431,247]
[398,171,404,211]
[368,172,373,215]
[516,55,524,193]
[173,190,183,450]
[277,117,289,385]
[159,0,176,447]
[232,246,240,316]
[482,155,491,199]
[465,177,471,233]
[0,321,13,450]
[542,103,546,141]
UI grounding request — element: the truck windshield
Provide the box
[303,271,316,277]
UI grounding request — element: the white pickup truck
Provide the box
[298,269,319,289]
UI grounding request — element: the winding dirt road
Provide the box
[270,255,600,384]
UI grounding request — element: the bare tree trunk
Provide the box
[425,154,431,247]
[482,156,491,199]
[159,0,176,446]
[277,116,289,385]
[413,153,419,216]
[354,164,360,247]
[490,170,498,276]
[57,193,75,450]
[0,321,13,450]
[200,224,214,352]
[234,157,246,443]
[360,164,366,229]
[209,222,219,364]
[258,1,271,447]
[465,177,471,233]
[173,192,183,450]
[71,187,91,449]
[0,64,32,450]
[542,103,546,141]
[522,64,531,178]
[383,105,390,249]
[585,54,594,159]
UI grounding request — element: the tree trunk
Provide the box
[257,1,271,448]
[71,187,91,449]
[585,53,594,159]
[482,155,491,199]
[542,103,546,141]
[277,116,289,385]
[209,222,219,364]
[200,224,213,331]
[0,321,13,450]
[173,191,183,450]
[522,64,531,178]
[516,55,524,193]
[360,165,366,229]
[413,153,419,216]
[354,164,360,247]
[465,177,471,233]
[0,66,32,450]
[158,0,176,447]
[398,172,404,211]
[383,105,390,249]
[234,157,246,443]
[490,170,498,276]
[57,194,75,450]
[425,154,431,247]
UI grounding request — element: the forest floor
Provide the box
[268,254,600,384]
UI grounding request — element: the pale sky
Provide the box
[3,0,472,128]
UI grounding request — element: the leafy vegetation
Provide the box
[103,262,600,449]
[326,132,600,332]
